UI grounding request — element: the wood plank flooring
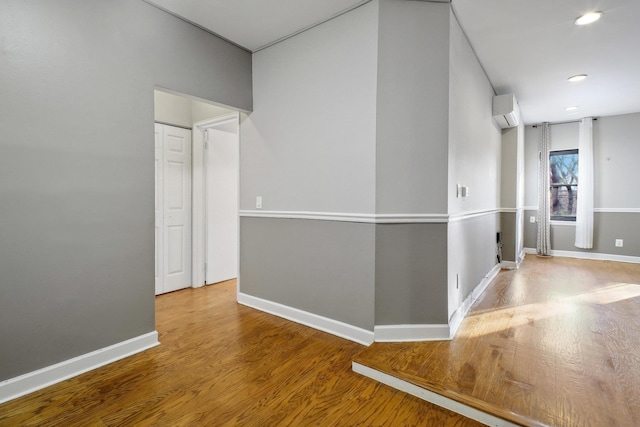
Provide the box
[0,280,480,426]
[355,255,640,427]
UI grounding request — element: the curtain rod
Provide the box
[535,117,598,127]
[531,117,597,128]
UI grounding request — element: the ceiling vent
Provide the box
[492,94,520,129]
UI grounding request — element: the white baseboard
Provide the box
[0,331,159,405]
[524,247,640,264]
[237,265,502,345]
[500,261,518,270]
[237,293,374,346]
[500,248,525,270]
[376,264,501,343]
[352,362,518,427]
[374,324,451,342]
[448,264,500,338]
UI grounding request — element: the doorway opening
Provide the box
[153,88,240,295]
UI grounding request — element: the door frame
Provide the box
[191,112,240,288]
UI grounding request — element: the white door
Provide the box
[155,123,192,295]
[205,126,239,284]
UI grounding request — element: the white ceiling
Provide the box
[146,0,369,51]
[146,0,640,124]
[452,0,640,124]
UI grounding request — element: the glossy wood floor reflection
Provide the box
[355,255,640,427]
[0,280,480,427]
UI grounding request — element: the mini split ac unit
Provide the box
[492,94,520,129]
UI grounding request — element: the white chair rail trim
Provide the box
[239,209,501,224]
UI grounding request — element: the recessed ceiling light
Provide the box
[566,106,579,111]
[568,74,588,82]
[575,11,602,26]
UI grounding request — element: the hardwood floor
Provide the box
[4,256,637,426]
[355,255,640,427]
[0,280,479,426]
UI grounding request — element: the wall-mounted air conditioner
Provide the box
[492,94,520,129]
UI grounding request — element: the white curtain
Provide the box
[536,123,551,256]
[575,117,594,248]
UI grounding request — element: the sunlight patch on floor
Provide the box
[457,282,640,339]
[566,282,640,305]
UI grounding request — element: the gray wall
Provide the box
[448,213,500,307]
[0,0,251,381]
[240,218,375,330]
[374,3,501,326]
[500,212,517,262]
[373,1,452,326]
[594,113,640,209]
[375,224,448,325]
[524,211,640,257]
[516,118,525,259]
[501,127,519,209]
[448,10,501,215]
[523,113,640,257]
[240,0,503,334]
[446,10,501,317]
[500,120,525,263]
[376,0,450,214]
[239,1,378,332]
[240,0,378,214]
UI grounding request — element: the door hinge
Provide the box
[204,263,207,278]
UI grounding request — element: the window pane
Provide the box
[550,150,578,220]
[550,151,578,185]
[550,185,578,218]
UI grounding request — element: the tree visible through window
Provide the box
[550,149,578,220]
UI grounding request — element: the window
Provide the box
[550,149,578,221]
